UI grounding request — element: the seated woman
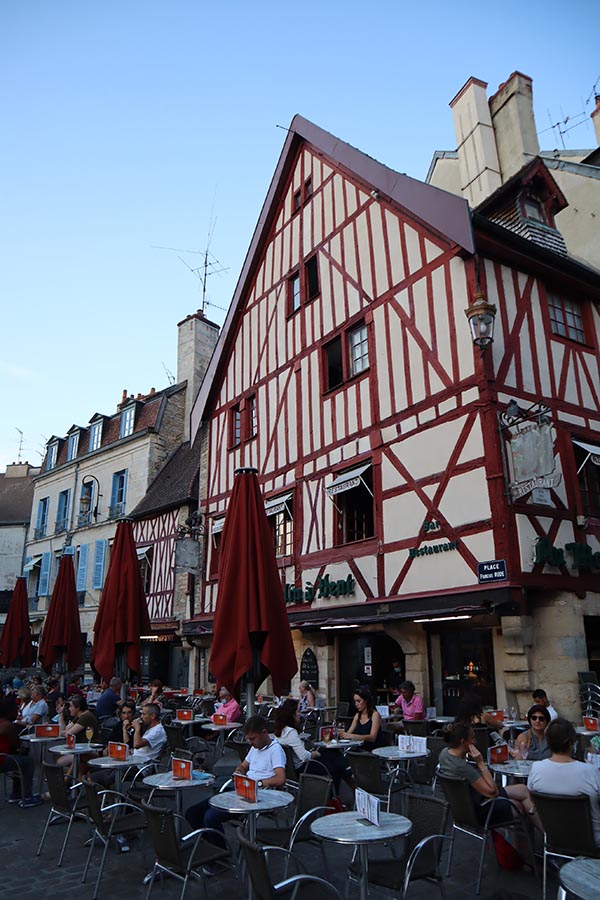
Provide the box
[143,679,164,709]
[438,721,541,829]
[514,704,551,760]
[338,686,385,749]
[298,681,316,712]
[55,695,100,778]
[528,718,600,846]
[274,699,322,770]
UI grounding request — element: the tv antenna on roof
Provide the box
[152,207,229,315]
[15,428,23,463]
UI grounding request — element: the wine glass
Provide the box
[85,726,94,744]
[520,746,529,762]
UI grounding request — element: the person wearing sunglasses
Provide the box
[514,704,551,760]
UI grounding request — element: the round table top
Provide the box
[174,716,211,725]
[311,810,412,844]
[50,743,102,755]
[502,720,528,728]
[559,857,600,900]
[20,733,63,743]
[209,789,294,815]
[314,739,364,749]
[203,722,243,731]
[577,727,600,736]
[490,760,533,778]
[143,771,215,790]
[372,746,430,761]
[428,716,453,723]
[89,756,135,770]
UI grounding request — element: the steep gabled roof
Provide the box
[130,441,199,519]
[191,115,474,440]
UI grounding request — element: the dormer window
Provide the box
[67,431,79,461]
[46,442,58,471]
[89,421,103,452]
[120,405,136,438]
[522,195,546,224]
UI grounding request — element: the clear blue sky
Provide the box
[1,0,597,470]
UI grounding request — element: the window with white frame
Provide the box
[327,463,374,546]
[209,516,226,579]
[120,405,136,438]
[89,421,103,452]
[265,493,294,558]
[574,440,600,518]
[247,394,257,440]
[109,469,128,518]
[230,403,242,447]
[67,432,79,461]
[55,489,70,533]
[324,320,370,391]
[35,497,49,539]
[46,442,58,471]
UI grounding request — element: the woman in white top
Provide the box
[274,699,321,770]
[528,717,600,846]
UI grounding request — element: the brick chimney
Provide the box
[489,72,540,181]
[177,310,220,441]
[450,77,502,205]
[592,94,600,145]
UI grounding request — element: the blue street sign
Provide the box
[477,559,508,583]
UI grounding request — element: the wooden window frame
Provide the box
[331,465,375,547]
[548,292,586,344]
[323,320,370,392]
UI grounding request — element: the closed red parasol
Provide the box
[210,468,297,705]
[0,577,34,668]
[38,554,82,674]
[91,519,150,681]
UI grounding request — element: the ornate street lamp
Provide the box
[79,474,101,524]
[465,290,497,351]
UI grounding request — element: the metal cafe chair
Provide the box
[81,781,147,900]
[36,763,89,866]
[238,832,342,900]
[347,750,410,812]
[0,753,26,805]
[530,791,600,900]
[142,801,235,900]
[346,792,450,899]
[438,773,537,895]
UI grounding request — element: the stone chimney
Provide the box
[592,95,600,145]
[177,310,220,441]
[489,72,540,181]
[450,77,502,205]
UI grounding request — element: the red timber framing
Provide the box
[189,117,600,625]
[133,510,178,619]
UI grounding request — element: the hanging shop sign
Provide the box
[534,537,600,571]
[508,423,561,501]
[284,573,356,606]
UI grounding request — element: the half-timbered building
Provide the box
[186,112,600,716]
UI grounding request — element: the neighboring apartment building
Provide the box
[184,109,600,716]
[0,462,40,622]
[25,310,218,662]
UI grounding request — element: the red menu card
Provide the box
[66,732,76,749]
[488,744,509,764]
[35,724,59,738]
[172,757,192,780]
[584,717,599,732]
[234,772,257,802]
[176,708,193,721]
[213,713,227,726]
[108,741,128,760]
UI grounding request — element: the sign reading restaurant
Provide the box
[285,573,356,606]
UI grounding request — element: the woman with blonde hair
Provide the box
[298,681,316,712]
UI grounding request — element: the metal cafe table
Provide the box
[372,745,429,781]
[311,810,411,900]
[208,788,294,842]
[143,770,215,819]
[88,755,136,793]
[49,742,102,780]
[490,759,533,788]
[20,733,63,794]
[558,858,600,900]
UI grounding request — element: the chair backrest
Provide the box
[238,832,276,900]
[164,724,186,752]
[347,752,385,796]
[404,720,429,737]
[282,745,299,782]
[43,763,72,813]
[472,726,491,758]
[404,791,449,855]
[296,772,332,821]
[142,802,184,871]
[336,702,350,718]
[82,781,107,833]
[531,791,597,855]
[437,774,482,831]
[411,736,445,786]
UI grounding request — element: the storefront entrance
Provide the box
[430,621,496,716]
[337,633,405,706]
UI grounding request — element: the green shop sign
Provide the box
[284,573,356,606]
[534,537,600,571]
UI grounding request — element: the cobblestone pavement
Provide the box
[0,762,552,900]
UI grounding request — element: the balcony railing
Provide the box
[77,511,92,527]
[108,502,125,519]
[34,526,46,539]
[54,519,68,534]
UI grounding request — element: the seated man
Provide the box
[532,688,558,720]
[128,703,166,764]
[211,686,241,723]
[186,715,286,833]
[95,677,122,720]
[17,685,49,727]
[0,698,40,807]
[394,680,425,721]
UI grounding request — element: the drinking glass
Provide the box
[510,706,517,720]
[85,726,94,743]
[520,746,529,761]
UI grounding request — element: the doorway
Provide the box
[337,632,404,705]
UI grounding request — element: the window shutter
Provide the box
[121,469,128,509]
[110,474,119,508]
[36,500,44,530]
[92,539,107,589]
[77,543,89,591]
[39,552,51,596]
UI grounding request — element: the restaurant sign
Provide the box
[534,537,600,571]
[284,573,356,606]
